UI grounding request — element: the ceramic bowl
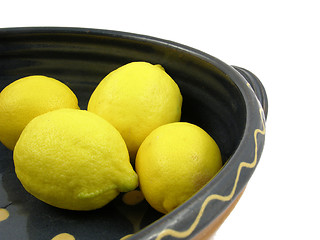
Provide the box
[0,27,268,240]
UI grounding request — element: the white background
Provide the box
[1,1,319,239]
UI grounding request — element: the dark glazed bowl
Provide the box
[0,27,268,240]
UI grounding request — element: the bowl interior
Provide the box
[0,29,246,239]
[0,30,246,162]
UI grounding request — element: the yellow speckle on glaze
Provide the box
[120,234,134,240]
[122,190,145,205]
[0,208,9,221]
[51,233,75,240]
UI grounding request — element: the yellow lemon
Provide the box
[135,122,222,214]
[13,108,138,211]
[87,62,182,159]
[0,75,79,150]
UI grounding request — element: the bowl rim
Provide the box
[0,26,267,240]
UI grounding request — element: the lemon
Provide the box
[13,108,138,211]
[135,122,222,214]
[87,62,182,159]
[0,75,79,150]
